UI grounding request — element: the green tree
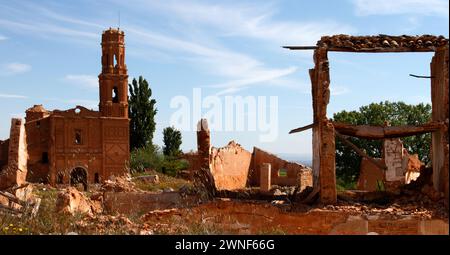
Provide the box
[162,126,182,157]
[128,76,157,150]
[332,101,432,185]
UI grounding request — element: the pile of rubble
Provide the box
[318,34,448,50]
[55,174,141,216]
[316,198,447,220]
[55,187,102,216]
[100,175,139,193]
[329,167,448,220]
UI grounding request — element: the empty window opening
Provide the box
[114,53,118,67]
[94,173,100,184]
[74,130,82,145]
[36,121,41,128]
[326,52,434,193]
[278,168,288,177]
[112,86,119,103]
[328,52,433,119]
[41,152,49,164]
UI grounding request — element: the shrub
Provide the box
[129,145,189,177]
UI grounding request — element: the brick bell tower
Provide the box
[99,28,128,118]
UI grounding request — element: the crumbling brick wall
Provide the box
[430,45,449,209]
[357,158,385,191]
[358,139,423,191]
[298,168,313,192]
[197,119,211,171]
[194,119,312,191]
[180,152,201,179]
[310,46,336,204]
[210,141,252,190]
[0,139,9,169]
[304,35,449,205]
[250,147,312,189]
[0,118,28,190]
[25,107,51,183]
[384,138,406,182]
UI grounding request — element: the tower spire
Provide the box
[98,28,128,118]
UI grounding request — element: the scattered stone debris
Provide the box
[55,187,102,216]
[101,175,138,193]
[139,199,448,234]
[133,175,159,184]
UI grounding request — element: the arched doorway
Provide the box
[70,167,88,191]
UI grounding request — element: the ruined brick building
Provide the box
[286,35,449,208]
[183,119,313,192]
[1,28,130,188]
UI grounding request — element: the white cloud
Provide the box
[0,2,100,43]
[0,62,31,75]
[0,35,7,41]
[211,66,298,90]
[0,93,28,99]
[215,87,247,96]
[351,0,449,17]
[0,1,351,96]
[127,26,299,95]
[0,18,98,41]
[131,0,355,45]
[115,1,356,95]
[65,75,98,88]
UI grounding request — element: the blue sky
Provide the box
[0,0,448,160]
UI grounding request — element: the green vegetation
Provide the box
[132,169,192,192]
[129,145,189,177]
[0,187,83,235]
[128,77,187,177]
[128,76,157,150]
[332,101,432,186]
[336,178,357,192]
[163,126,182,157]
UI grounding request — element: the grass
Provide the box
[336,178,357,192]
[0,186,83,235]
[131,169,193,192]
[0,185,139,235]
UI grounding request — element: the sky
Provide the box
[0,0,448,162]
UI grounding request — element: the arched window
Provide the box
[74,129,82,145]
[112,86,119,103]
[70,167,88,191]
[114,53,118,67]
